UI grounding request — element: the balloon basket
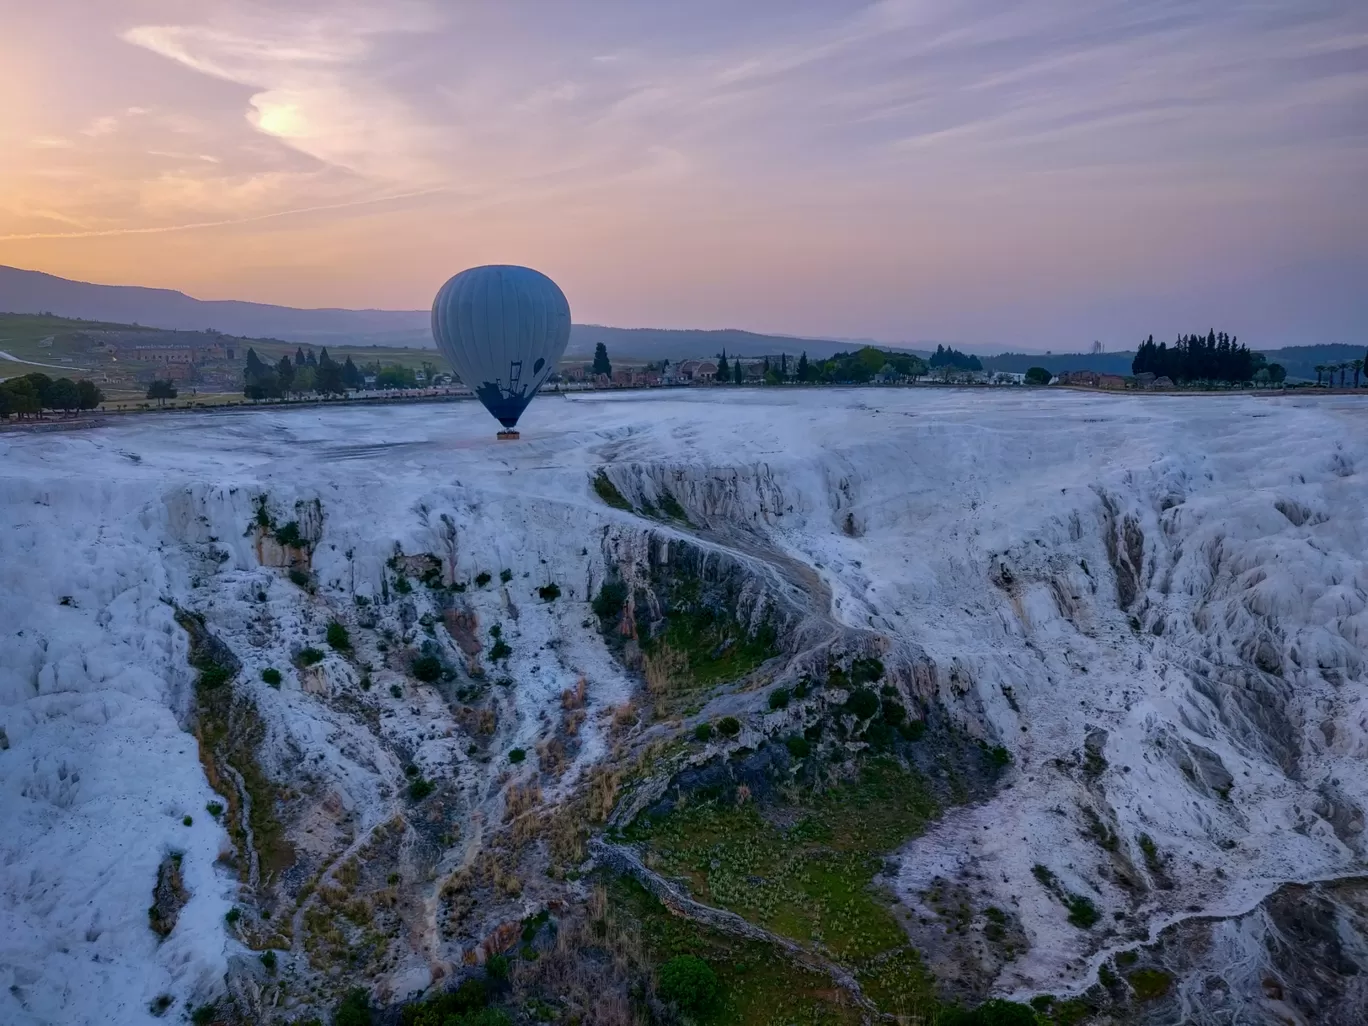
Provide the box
[496,430,521,440]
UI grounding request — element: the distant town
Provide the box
[2,312,1365,423]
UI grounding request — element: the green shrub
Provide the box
[191,1006,217,1026]
[784,735,811,758]
[333,987,372,1026]
[326,621,351,650]
[393,574,412,594]
[272,521,303,547]
[182,815,193,827]
[475,571,492,587]
[404,763,419,777]
[390,684,403,698]
[592,580,628,621]
[1066,894,1100,928]
[900,719,926,741]
[657,954,719,1013]
[288,568,310,588]
[408,778,435,801]
[864,721,896,751]
[489,639,512,662]
[717,716,741,738]
[882,701,906,725]
[225,907,241,925]
[261,667,282,687]
[500,569,513,584]
[768,687,790,710]
[206,802,224,817]
[987,744,1012,767]
[485,952,510,981]
[411,654,442,682]
[850,656,885,684]
[298,647,324,666]
[192,658,232,689]
[693,722,714,742]
[260,949,277,972]
[538,582,561,602]
[509,748,526,764]
[845,687,880,719]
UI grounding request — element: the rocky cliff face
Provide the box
[1,392,1364,1025]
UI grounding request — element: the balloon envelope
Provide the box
[431,265,571,430]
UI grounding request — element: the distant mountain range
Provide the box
[0,264,904,361]
[3,264,1359,377]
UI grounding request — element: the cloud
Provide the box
[82,115,120,137]
[122,11,442,184]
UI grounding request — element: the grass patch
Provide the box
[592,471,633,511]
[641,609,779,717]
[1128,968,1172,1002]
[658,490,690,523]
[611,877,862,1026]
[627,758,939,972]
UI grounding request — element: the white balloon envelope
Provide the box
[431,265,571,437]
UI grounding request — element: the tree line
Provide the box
[1131,331,1282,384]
[244,347,367,399]
[1312,354,1367,388]
[0,372,103,420]
[708,346,931,385]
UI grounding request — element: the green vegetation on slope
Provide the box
[627,757,940,1011]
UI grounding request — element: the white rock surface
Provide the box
[1,388,1365,1022]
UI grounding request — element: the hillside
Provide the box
[0,265,867,360]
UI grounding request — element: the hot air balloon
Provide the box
[431,265,571,439]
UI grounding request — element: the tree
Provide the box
[332,987,372,1026]
[147,380,178,406]
[796,351,809,382]
[295,347,307,367]
[315,350,344,395]
[0,378,40,419]
[48,377,80,414]
[732,358,743,385]
[657,955,719,1013]
[1352,359,1364,389]
[1024,366,1051,385]
[76,379,103,410]
[276,355,295,394]
[1315,364,1326,387]
[305,348,317,367]
[1339,362,1348,388]
[23,372,54,409]
[716,350,729,381]
[591,342,612,377]
[1267,363,1286,384]
[244,348,280,400]
[342,356,363,390]
[0,385,12,421]
[780,352,788,377]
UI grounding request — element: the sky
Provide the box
[1,0,1365,349]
